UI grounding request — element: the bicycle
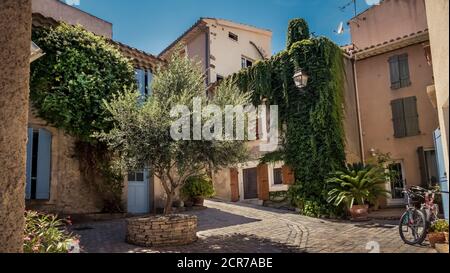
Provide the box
[399,186,447,245]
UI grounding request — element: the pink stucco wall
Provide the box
[350,0,428,50]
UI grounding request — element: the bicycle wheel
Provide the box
[399,209,427,245]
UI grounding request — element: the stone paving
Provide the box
[72,200,437,253]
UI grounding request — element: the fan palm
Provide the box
[327,163,390,209]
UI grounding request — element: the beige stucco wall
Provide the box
[187,31,207,74]
[356,43,438,200]
[0,0,32,253]
[351,0,428,50]
[32,0,113,38]
[425,0,449,181]
[26,110,103,214]
[205,18,272,83]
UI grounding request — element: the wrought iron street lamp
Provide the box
[293,69,309,89]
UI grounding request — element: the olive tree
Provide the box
[99,53,252,214]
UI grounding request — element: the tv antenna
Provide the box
[339,0,358,17]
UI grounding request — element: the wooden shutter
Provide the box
[391,99,406,138]
[403,96,420,136]
[389,55,401,90]
[257,164,269,201]
[36,129,52,200]
[230,168,240,202]
[25,128,33,200]
[282,165,295,185]
[399,54,411,87]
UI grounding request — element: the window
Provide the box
[216,75,224,82]
[388,163,406,200]
[241,56,253,69]
[418,147,439,188]
[26,128,52,200]
[135,69,153,97]
[228,32,238,42]
[273,168,283,185]
[389,54,411,89]
[391,97,420,138]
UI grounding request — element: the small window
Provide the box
[241,57,253,69]
[389,54,411,89]
[273,168,283,185]
[229,32,238,42]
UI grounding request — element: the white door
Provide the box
[127,169,150,214]
[434,129,449,220]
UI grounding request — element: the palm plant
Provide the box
[327,163,390,209]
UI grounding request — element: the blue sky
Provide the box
[72,0,376,56]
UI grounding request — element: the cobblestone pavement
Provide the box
[72,200,437,253]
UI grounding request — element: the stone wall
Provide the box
[26,110,103,214]
[126,215,198,247]
[0,0,32,253]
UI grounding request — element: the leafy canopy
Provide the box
[30,23,136,142]
[99,52,252,213]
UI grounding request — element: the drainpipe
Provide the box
[352,55,366,164]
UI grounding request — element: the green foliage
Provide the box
[99,52,251,214]
[24,211,77,253]
[429,220,449,233]
[269,191,289,203]
[326,163,390,209]
[229,19,346,217]
[30,23,135,211]
[181,176,216,198]
[30,23,136,142]
[286,19,310,50]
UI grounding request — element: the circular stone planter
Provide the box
[126,214,198,247]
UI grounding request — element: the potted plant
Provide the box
[428,220,449,248]
[181,176,215,207]
[327,163,390,221]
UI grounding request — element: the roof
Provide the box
[343,29,429,60]
[32,13,162,70]
[158,17,272,59]
[348,0,386,24]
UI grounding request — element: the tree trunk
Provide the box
[164,191,175,215]
[0,0,32,253]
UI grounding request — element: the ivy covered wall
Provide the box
[229,19,348,217]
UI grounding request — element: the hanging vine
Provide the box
[30,23,136,212]
[229,19,346,217]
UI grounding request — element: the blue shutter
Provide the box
[25,128,33,200]
[147,70,153,96]
[36,129,52,200]
[135,69,146,97]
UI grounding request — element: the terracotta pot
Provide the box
[349,205,369,221]
[428,232,446,248]
[193,197,205,207]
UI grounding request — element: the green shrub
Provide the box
[429,220,449,233]
[181,176,215,199]
[326,163,390,209]
[24,211,78,253]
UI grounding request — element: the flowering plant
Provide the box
[24,211,79,253]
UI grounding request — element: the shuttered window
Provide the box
[389,54,411,90]
[391,97,420,138]
[26,128,52,200]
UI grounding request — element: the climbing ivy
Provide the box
[30,23,137,212]
[229,19,346,217]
